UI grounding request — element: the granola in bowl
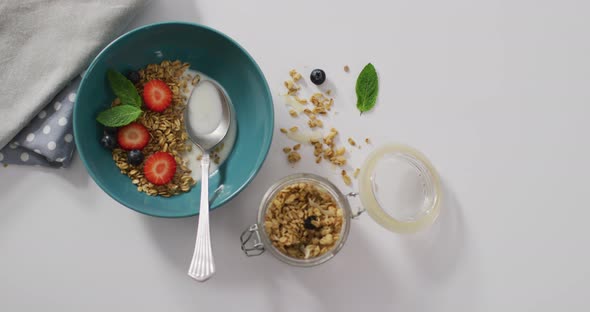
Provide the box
[97,60,236,197]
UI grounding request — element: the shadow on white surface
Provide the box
[400,181,466,282]
[55,154,90,189]
[317,80,338,98]
[288,229,402,310]
[0,152,89,196]
[140,195,287,310]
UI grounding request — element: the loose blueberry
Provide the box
[304,216,318,230]
[310,69,326,85]
[127,71,140,84]
[100,134,117,150]
[127,149,144,166]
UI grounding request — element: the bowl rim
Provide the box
[73,21,274,218]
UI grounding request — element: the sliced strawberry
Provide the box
[117,122,149,150]
[143,152,177,185]
[143,79,172,112]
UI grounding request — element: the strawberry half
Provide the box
[117,122,150,150]
[143,152,177,185]
[143,79,172,112]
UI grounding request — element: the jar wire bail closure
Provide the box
[240,224,265,257]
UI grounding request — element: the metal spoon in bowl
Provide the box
[184,80,231,282]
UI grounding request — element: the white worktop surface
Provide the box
[1,0,589,310]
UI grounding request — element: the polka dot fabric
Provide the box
[0,78,79,167]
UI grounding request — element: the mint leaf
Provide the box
[355,63,379,113]
[107,69,141,108]
[96,105,142,127]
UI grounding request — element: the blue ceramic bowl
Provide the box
[74,22,273,217]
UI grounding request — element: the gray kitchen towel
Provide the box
[0,77,80,167]
[0,0,148,167]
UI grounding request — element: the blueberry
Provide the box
[304,216,318,230]
[127,149,144,166]
[127,71,140,84]
[100,134,116,150]
[310,69,326,85]
[104,127,117,135]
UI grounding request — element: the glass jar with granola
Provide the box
[241,173,352,266]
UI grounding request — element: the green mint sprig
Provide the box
[355,63,379,114]
[96,69,142,127]
[107,69,141,107]
[96,105,142,127]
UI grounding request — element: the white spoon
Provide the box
[184,80,231,282]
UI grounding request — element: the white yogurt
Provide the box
[187,81,224,135]
[181,70,237,181]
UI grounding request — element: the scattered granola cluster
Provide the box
[280,69,372,186]
[264,182,344,259]
[289,69,302,82]
[282,70,343,164]
[283,143,302,164]
[311,128,346,166]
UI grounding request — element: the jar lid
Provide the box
[358,144,441,233]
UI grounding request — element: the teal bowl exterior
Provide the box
[74,22,273,218]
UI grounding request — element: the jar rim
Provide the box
[359,144,442,233]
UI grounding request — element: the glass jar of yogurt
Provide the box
[240,144,442,266]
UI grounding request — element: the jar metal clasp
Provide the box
[346,192,365,219]
[240,224,265,257]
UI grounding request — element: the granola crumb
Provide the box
[289,110,298,117]
[344,65,350,72]
[283,147,292,153]
[365,138,371,144]
[342,171,352,186]
[289,69,302,82]
[284,79,300,95]
[326,90,332,96]
[289,126,299,133]
[308,118,323,129]
[293,144,301,151]
[191,74,201,86]
[331,156,346,166]
[353,168,360,179]
[295,96,308,104]
[280,128,288,134]
[348,138,356,146]
[287,151,301,163]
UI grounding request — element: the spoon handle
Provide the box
[188,153,215,281]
